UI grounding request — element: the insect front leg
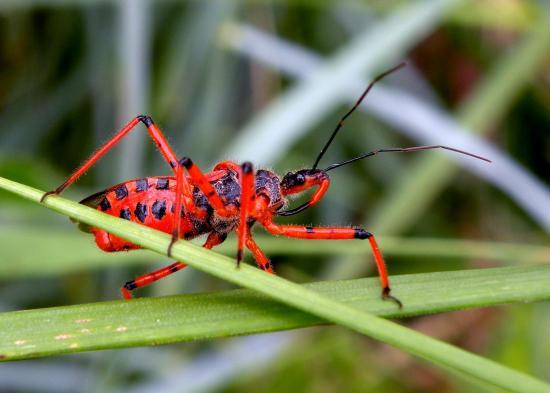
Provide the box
[236,162,255,266]
[261,219,402,308]
[178,157,238,218]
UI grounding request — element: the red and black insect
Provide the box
[41,63,490,306]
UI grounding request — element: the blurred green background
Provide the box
[0,0,549,392]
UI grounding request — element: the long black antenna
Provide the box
[278,145,490,217]
[324,145,491,172]
[311,62,407,170]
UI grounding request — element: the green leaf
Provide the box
[0,265,548,361]
[1,176,549,393]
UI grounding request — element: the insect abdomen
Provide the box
[90,176,209,252]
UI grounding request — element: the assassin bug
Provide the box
[41,63,490,306]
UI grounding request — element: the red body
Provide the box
[87,176,206,252]
[43,65,481,306]
[83,168,284,253]
[39,115,399,305]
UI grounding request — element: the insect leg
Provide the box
[121,232,228,299]
[168,164,186,256]
[178,157,238,217]
[261,220,401,308]
[236,162,255,266]
[121,261,187,299]
[38,115,195,257]
[212,160,241,173]
[41,116,193,203]
[203,232,228,249]
[245,233,274,273]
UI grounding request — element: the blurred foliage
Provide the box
[0,0,549,392]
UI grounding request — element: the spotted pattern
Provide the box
[170,204,186,217]
[115,185,128,200]
[152,200,166,220]
[99,197,111,211]
[156,178,169,190]
[135,179,148,192]
[134,203,147,223]
[119,208,131,220]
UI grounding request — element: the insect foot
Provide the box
[382,286,403,309]
[40,190,58,203]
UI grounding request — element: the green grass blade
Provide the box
[0,227,548,278]
[0,265,548,362]
[0,176,548,393]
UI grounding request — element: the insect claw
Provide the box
[40,190,58,203]
[236,249,243,268]
[121,280,136,300]
[382,286,403,309]
[121,287,133,300]
[167,237,177,258]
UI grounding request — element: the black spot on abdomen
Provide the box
[99,197,111,211]
[115,185,128,200]
[134,203,148,223]
[135,179,148,192]
[156,178,169,190]
[119,208,131,220]
[152,200,166,220]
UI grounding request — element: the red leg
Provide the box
[168,164,187,255]
[213,161,241,173]
[203,231,227,250]
[245,233,274,273]
[179,157,238,217]
[261,219,401,308]
[122,232,227,299]
[40,115,195,256]
[121,261,187,299]
[42,116,191,200]
[237,162,255,266]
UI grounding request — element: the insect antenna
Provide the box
[324,145,491,172]
[311,62,406,170]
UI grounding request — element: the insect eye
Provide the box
[296,174,306,184]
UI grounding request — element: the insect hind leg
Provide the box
[121,261,187,299]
